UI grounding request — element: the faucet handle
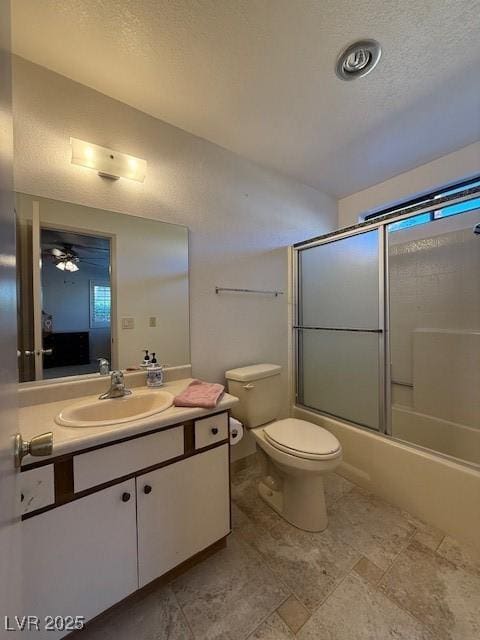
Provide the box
[111,369,124,384]
[98,358,110,375]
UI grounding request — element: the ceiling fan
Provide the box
[43,239,110,273]
[48,246,80,272]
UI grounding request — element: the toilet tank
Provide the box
[225,364,282,428]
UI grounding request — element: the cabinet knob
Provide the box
[211,427,219,435]
[121,492,131,502]
[143,485,152,495]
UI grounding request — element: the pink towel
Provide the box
[174,379,225,409]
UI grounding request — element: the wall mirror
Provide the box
[15,193,190,384]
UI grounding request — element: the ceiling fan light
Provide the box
[64,260,79,272]
[55,260,66,271]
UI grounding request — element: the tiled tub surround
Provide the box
[388,212,480,467]
[76,454,480,640]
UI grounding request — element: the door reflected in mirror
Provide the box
[40,228,112,380]
[16,193,190,384]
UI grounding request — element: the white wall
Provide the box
[338,142,480,228]
[12,56,336,417]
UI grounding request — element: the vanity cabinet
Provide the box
[195,412,229,449]
[20,465,55,515]
[21,412,231,638]
[137,443,230,586]
[22,479,138,639]
[73,425,184,492]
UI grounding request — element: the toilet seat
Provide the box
[263,418,341,460]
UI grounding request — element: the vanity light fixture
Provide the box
[70,138,147,182]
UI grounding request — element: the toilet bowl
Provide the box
[225,364,342,532]
[252,418,342,531]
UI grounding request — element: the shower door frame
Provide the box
[294,224,388,434]
[292,188,480,441]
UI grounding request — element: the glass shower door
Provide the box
[297,229,383,430]
[388,205,480,465]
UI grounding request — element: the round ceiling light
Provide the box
[335,39,382,80]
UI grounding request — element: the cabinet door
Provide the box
[22,479,138,639]
[137,444,230,587]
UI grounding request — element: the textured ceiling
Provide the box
[11,0,480,197]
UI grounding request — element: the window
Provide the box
[387,212,432,232]
[363,176,480,233]
[90,280,111,328]
[387,195,480,232]
[433,197,480,220]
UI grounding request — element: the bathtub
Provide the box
[392,404,480,467]
[293,405,480,556]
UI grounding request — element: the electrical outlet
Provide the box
[149,316,157,327]
[122,317,135,330]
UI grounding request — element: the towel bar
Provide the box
[215,286,284,297]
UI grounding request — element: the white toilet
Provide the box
[226,363,342,532]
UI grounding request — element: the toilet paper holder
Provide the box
[229,417,244,445]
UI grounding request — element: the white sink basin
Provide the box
[55,389,174,428]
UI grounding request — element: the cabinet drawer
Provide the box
[74,426,184,493]
[195,412,228,449]
[20,465,55,515]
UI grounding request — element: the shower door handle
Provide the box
[293,326,383,333]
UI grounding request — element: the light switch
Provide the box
[149,317,157,327]
[122,317,135,330]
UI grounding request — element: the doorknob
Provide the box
[14,432,53,468]
[22,349,53,357]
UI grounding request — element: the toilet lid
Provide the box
[264,419,341,459]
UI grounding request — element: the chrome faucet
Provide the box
[99,370,132,400]
[98,357,110,376]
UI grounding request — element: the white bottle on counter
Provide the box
[146,353,164,387]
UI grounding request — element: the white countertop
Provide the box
[19,378,239,464]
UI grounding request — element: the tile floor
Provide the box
[80,455,480,640]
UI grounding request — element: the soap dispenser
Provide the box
[141,349,150,368]
[146,352,164,387]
